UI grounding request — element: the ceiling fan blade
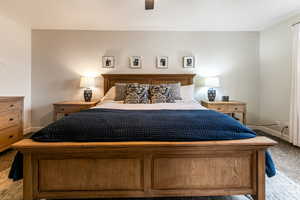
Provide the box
[145,0,154,10]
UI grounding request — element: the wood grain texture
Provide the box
[13,137,277,152]
[0,126,21,152]
[39,158,143,191]
[23,153,33,200]
[0,97,23,152]
[152,154,252,190]
[53,100,100,106]
[102,74,196,95]
[0,100,22,113]
[13,137,276,200]
[252,150,266,200]
[0,111,20,130]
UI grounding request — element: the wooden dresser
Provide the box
[0,97,24,152]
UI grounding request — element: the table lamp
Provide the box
[204,77,220,101]
[80,76,96,102]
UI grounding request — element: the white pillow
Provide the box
[102,86,116,101]
[180,85,195,102]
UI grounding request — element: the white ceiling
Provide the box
[0,0,300,31]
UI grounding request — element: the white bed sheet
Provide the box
[93,100,207,110]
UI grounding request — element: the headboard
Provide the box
[102,74,196,95]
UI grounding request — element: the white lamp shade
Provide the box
[204,77,220,88]
[80,76,96,88]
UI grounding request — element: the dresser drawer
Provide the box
[208,105,228,112]
[227,105,245,112]
[55,106,90,114]
[0,101,21,113]
[0,126,21,149]
[0,111,20,130]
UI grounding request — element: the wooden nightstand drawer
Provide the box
[0,101,21,113]
[208,105,228,112]
[0,126,21,149]
[0,111,20,130]
[227,105,245,112]
[55,106,85,114]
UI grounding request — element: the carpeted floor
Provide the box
[0,130,300,200]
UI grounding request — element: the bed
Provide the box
[12,74,276,200]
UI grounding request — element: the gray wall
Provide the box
[259,14,300,134]
[0,15,31,131]
[32,30,260,127]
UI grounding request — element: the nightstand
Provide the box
[201,100,247,124]
[53,100,100,121]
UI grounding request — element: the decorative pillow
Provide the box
[124,83,150,104]
[150,84,176,104]
[166,83,182,100]
[114,83,127,101]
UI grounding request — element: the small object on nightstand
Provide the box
[201,100,247,124]
[204,77,220,101]
[80,76,96,102]
[53,100,100,121]
[222,96,229,101]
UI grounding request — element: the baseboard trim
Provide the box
[249,125,291,142]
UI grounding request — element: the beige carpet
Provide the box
[0,169,22,200]
[1,168,300,200]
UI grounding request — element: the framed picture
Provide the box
[129,56,142,69]
[183,56,195,68]
[102,56,115,68]
[156,56,168,69]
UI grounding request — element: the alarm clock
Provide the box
[222,96,229,102]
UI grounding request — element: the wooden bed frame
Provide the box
[13,74,277,200]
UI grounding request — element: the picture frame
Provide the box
[129,56,142,69]
[102,56,115,68]
[156,56,168,69]
[183,56,195,68]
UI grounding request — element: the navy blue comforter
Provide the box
[9,109,276,180]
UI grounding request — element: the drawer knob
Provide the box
[10,104,14,107]
[234,107,238,110]
[9,135,14,139]
[217,108,221,110]
[9,118,14,121]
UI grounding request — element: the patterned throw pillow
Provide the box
[124,83,150,104]
[166,83,182,100]
[114,83,127,101]
[150,84,176,104]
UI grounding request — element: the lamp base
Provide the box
[84,89,93,102]
[208,88,216,102]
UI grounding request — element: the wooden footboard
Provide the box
[13,137,276,200]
